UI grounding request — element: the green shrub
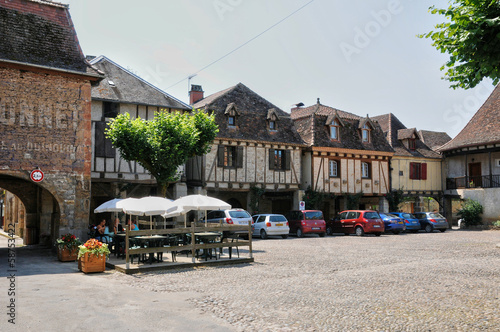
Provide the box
[457,199,483,226]
[493,220,500,228]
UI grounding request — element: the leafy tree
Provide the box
[384,189,412,212]
[106,110,218,197]
[419,0,500,89]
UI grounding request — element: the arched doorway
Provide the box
[0,174,61,246]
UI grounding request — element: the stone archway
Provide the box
[0,174,61,245]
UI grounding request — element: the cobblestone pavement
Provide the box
[111,229,500,331]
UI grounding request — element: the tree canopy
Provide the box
[106,110,218,197]
[419,0,500,89]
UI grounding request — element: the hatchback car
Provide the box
[251,214,290,239]
[327,210,384,236]
[390,212,421,233]
[286,210,326,237]
[378,212,405,234]
[413,212,449,233]
[205,209,253,238]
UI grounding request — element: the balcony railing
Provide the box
[446,175,500,190]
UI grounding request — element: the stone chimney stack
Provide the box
[189,84,204,105]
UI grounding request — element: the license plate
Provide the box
[373,225,380,228]
[312,227,320,230]
[276,223,283,226]
[398,221,403,224]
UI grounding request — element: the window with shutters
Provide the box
[217,145,243,168]
[269,149,291,171]
[409,138,416,151]
[409,162,427,180]
[94,121,115,158]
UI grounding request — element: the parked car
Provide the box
[390,212,421,233]
[205,209,253,238]
[286,210,326,237]
[251,214,290,239]
[413,212,449,233]
[327,210,384,236]
[378,212,405,234]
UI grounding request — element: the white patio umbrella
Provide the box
[170,194,231,226]
[122,196,176,229]
[94,197,140,213]
[162,206,189,227]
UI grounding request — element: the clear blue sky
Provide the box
[66,0,494,138]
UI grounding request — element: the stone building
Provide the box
[372,113,451,213]
[291,100,394,219]
[87,55,191,225]
[188,83,306,215]
[0,0,102,243]
[439,84,500,225]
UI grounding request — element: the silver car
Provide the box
[251,214,290,239]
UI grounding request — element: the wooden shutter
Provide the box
[285,150,291,170]
[237,146,244,168]
[94,121,115,158]
[217,145,225,167]
[421,163,427,180]
[269,149,275,170]
[409,162,416,180]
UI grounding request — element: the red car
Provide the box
[286,210,326,237]
[327,210,384,236]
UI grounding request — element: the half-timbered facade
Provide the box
[373,113,451,213]
[291,100,394,219]
[189,83,306,215]
[88,56,191,223]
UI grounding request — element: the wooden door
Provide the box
[468,162,482,187]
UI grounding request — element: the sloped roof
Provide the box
[371,113,443,158]
[418,130,451,151]
[292,102,393,153]
[193,83,305,145]
[439,83,500,152]
[89,56,190,110]
[0,0,88,72]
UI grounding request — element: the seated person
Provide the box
[95,219,106,239]
[114,217,124,234]
[130,219,139,231]
[101,219,114,243]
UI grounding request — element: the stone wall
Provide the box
[0,66,92,241]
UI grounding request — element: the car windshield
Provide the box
[429,213,444,218]
[304,211,323,220]
[229,210,251,218]
[364,212,380,219]
[270,215,287,222]
[402,213,416,219]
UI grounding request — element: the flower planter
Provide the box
[80,253,106,273]
[57,247,78,262]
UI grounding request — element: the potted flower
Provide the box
[56,233,82,262]
[77,238,110,273]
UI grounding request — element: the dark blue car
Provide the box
[379,213,405,234]
[390,212,421,233]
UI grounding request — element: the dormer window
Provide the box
[409,138,416,151]
[267,108,279,131]
[330,120,340,140]
[225,103,238,127]
[361,123,371,142]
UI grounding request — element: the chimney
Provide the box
[189,84,204,105]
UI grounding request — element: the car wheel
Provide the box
[355,226,365,237]
[319,233,325,237]
[281,234,288,239]
[392,231,400,235]
[326,226,333,236]
[260,229,267,239]
[439,229,446,233]
[424,224,433,233]
[297,228,304,238]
